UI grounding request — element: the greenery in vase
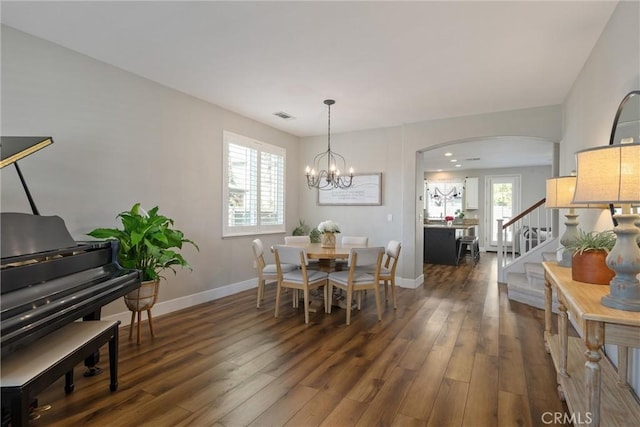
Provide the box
[292,219,321,243]
[565,229,616,255]
[87,203,198,281]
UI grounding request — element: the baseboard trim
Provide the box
[104,274,421,324]
[103,278,257,324]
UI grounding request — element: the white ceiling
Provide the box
[1,0,617,139]
[422,137,554,172]
[0,0,616,136]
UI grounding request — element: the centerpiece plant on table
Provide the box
[317,220,341,248]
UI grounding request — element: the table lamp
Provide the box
[573,142,640,311]
[545,176,607,267]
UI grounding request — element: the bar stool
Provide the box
[457,235,479,265]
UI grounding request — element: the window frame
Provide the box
[425,178,464,219]
[222,131,286,237]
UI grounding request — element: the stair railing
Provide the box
[497,198,552,282]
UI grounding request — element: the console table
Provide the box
[543,262,640,427]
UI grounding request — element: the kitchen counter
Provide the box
[423,225,474,265]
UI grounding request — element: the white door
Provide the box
[486,175,520,250]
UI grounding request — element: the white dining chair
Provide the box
[284,235,311,244]
[358,240,401,309]
[251,239,296,309]
[378,240,401,309]
[273,245,329,324]
[335,236,368,270]
[327,246,384,325]
[340,236,368,246]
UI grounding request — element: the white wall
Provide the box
[300,107,562,284]
[560,1,640,395]
[425,165,553,249]
[298,126,403,249]
[1,26,301,316]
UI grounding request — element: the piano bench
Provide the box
[1,320,121,427]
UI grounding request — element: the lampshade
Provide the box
[546,176,608,209]
[573,143,640,204]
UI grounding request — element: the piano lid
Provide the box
[0,136,54,168]
[1,136,54,215]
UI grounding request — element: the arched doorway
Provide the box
[418,136,558,264]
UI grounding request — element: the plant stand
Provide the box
[124,280,159,344]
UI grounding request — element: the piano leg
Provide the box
[64,369,74,394]
[82,310,101,375]
[109,324,119,392]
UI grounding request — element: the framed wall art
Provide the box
[317,173,382,206]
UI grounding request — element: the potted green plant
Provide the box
[292,219,321,243]
[565,229,615,285]
[88,203,198,341]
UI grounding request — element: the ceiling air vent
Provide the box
[273,111,295,120]
[465,157,481,161]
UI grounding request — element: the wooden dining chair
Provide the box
[379,240,401,309]
[273,245,329,324]
[283,235,321,271]
[327,246,384,325]
[335,236,368,270]
[284,235,311,244]
[251,239,296,309]
[340,236,368,245]
[358,240,401,309]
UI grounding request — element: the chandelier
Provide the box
[305,99,353,190]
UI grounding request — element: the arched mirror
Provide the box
[608,90,640,225]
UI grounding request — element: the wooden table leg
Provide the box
[544,277,553,353]
[585,320,604,427]
[617,345,630,389]
[558,296,569,377]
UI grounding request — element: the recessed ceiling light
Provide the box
[437,169,443,172]
[455,164,462,168]
[444,152,453,157]
[450,159,457,163]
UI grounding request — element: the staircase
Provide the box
[497,197,559,312]
[506,251,559,312]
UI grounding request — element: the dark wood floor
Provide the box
[31,253,568,426]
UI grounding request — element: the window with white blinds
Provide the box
[223,131,285,236]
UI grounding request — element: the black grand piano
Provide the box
[1,137,140,422]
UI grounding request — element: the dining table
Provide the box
[280,242,368,312]
[285,242,365,271]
